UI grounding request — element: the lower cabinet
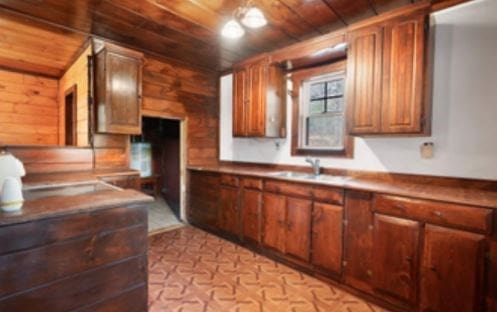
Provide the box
[489,241,497,310]
[372,214,420,304]
[219,185,240,238]
[420,225,485,312]
[311,202,343,275]
[241,188,262,244]
[261,193,287,253]
[187,171,220,230]
[285,197,312,262]
[343,191,374,293]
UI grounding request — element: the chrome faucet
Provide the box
[305,157,320,176]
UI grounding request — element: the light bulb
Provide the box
[241,7,267,29]
[221,19,245,39]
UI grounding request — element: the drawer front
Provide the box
[221,174,240,187]
[373,194,493,234]
[312,186,344,205]
[242,177,263,190]
[264,180,313,198]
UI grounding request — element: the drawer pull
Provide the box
[392,203,406,212]
[432,211,443,217]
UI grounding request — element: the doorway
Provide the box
[131,117,184,232]
[64,85,77,146]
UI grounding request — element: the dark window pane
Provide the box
[310,82,325,100]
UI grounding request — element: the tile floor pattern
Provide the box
[148,196,182,232]
[148,226,387,312]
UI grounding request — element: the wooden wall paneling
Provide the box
[0,69,59,146]
[93,134,130,169]
[323,0,376,24]
[58,44,92,147]
[5,146,93,174]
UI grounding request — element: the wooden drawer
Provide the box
[242,177,263,190]
[312,186,344,205]
[373,194,493,234]
[264,180,313,198]
[221,174,240,187]
[99,175,140,190]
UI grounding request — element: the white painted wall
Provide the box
[219,0,497,180]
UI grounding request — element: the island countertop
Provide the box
[0,171,153,227]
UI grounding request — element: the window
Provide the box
[291,62,353,157]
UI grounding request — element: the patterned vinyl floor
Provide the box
[148,226,386,312]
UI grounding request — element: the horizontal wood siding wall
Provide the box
[58,45,91,147]
[142,56,219,166]
[0,69,59,145]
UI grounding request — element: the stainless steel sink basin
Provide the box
[269,171,310,178]
[269,171,350,184]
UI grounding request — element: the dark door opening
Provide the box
[132,117,181,231]
[64,85,77,146]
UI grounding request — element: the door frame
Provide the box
[141,111,187,222]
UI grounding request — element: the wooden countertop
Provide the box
[0,169,152,227]
[188,166,497,209]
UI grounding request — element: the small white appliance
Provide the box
[130,143,152,177]
[0,151,26,212]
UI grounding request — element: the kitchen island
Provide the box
[0,177,153,311]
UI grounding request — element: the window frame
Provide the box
[290,61,353,158]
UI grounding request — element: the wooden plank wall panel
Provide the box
[5,146,93,174]
[93,134,130,169]
[0,69,59,145]
[58,44,91,147]
[142,56,219,166]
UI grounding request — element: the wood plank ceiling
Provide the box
[0,0,462,74]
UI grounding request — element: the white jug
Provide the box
[0,152,26,212]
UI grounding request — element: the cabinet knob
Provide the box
[367,270,373,277]
[433,211,442,217]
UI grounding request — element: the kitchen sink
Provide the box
[269,171,350,184]
[269,171,310,178]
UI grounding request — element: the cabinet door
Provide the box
[343,191,374,293]
[285,197,312,262]
[233,68,247,137]
[311,203,343,275]
[262,193,286,253]
[104,52,142,134]
[372,214,420,304]
[188,172,220,230]
[489,242,497,311]
[420,225,485,312]
[246,62,267,136]
[381,13,426,133]
[219,186,240,238]
[346,25,383,134]
[241,189,262,243]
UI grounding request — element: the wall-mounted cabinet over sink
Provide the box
[346,7,432,135]
[233,55,286,138]
[94,40,144,135]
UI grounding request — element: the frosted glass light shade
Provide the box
[241,7,267,28]
[221,19,245,39]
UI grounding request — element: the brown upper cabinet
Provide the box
[94,40,144,135]
[233,55,286,138]
[346,7,431,135]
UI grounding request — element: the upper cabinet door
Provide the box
[346,25,383,135]
[233,68,247,137]
[381,13,427,133]
[95,41,143,135]
[246,62,267,137]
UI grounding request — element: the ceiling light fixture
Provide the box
[221,1,267,39]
